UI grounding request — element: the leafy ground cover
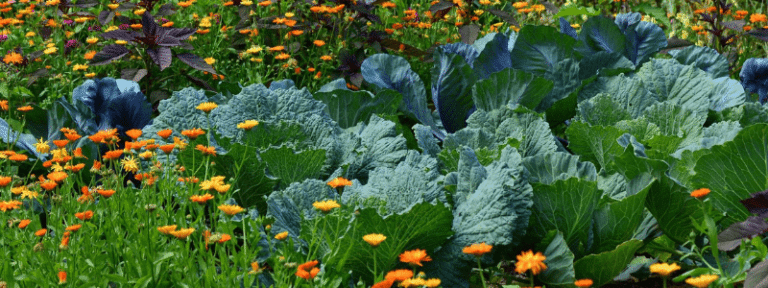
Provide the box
[4,0,768,287]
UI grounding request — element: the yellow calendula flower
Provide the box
[134,8,146,15]
[649,262,681,277]
[312,200,341,213]
[204,57,215,65]
[237,120,259,130]
[44,47,58,55]
[274,231,288,240]
[685,274,719,288]
[196,102,218,113]
[363,233,386,247]
[121,156,140,173]
[34,138,50,154]
[218,204,245,216]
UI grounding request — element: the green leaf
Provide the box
[691,124,768,227]
[538,232,577,287]
[592,176,653,254]
[565,121,627,170]
[259,144,326,190]
[575,93,632,126]
[510,25,578,76]
[573,240,643,287]
[313,88,402,129]
[528,178,601,252]
[472,68,554,112]
[576,16,627,57]
[553,6,601,18]
[522,152,597,185]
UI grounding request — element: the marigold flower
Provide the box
[463,242,493,257]
[2,52,23,65]
[295,260,320,280]
[385,269,413,281]
[691,188,711,199]
[58,271,66,284]
[515,250,547,275]
[47,171,68,182]
[35,228,47,237]
[649,262,681,277]
[237,120,259,130]
[0,200,23,212]
[372,279,394,288]
[97,189,116,198]
[196,102,218,113]
[190,193,215,204]
[313,199,341,213]
[327,177,352,188]
[18,219,31,228]
[0,100,8,111]
[66,224,82,231]
[423,278,441,288]
[751,13,767,23]
[0,176,10,187]
[75,210,94,220]
[17,105,34,112]
[204,57,216,65]
[40,180,58,191]
[574,279,593,287]
[400,278,426,287]
[275,52,291,60]
[218,204,245,215]
[52,139,69,148]
[124,129,142,140]
[169,227,195,239]
[685,274,719,288]
[158,144,176,154]
[103,149,123,160]
[275,231,289,240]
[399,249,432,266]
[195,144,217,156]
[158,225,177,234]
[121,156,140,173]
[8,153,28,162]
[181,128,205,139]
[363,233,386,247]
[157,129,173,139]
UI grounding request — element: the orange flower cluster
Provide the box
[295,260,320,280]
[88,128,119,144]
[75,210,94,221]
[181,128,205,139]
[309,4,344,14]
[0,200,23,212]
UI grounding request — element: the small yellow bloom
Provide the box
[107,3,119,9]
[275,231,288,240]
[685,274,719,288]
[34,138,50,154]
[237,120,259,130]
[115,40,128,45]
[649,262,681,277]
[44,47,58,55]
[196,102,218,113]
[312,199,341,213]
[363,233,386,247]
[218,204,245,216]
[157,225,177,234]
[204,57,215,65]
[134,8,146,15]
[25,31,36,37]
[169,227,195,239]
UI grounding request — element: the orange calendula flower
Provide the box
[169,227,195,239]
[372,279,395,288]
[0,100,8,111]
[47,171,68,182]
[103,149,123,160]
[0,200,23,212]
[75,210,94,220]
[190,193,215,204]
[295,260,320,280]
[312,199,340,213]
[159,144,176,154]
[35,228,47,237]
[52,139,69,148]
[463,242,493,257]
[66,224,82,231]
[218,204,245,216]
[125,129,143,140]
[385,269,413,281]
[0,176,11,187]
[399,249,432,266]
[18,219,31,228]
[691,188,711,199]
[158,225,177,234]
[17,105,33,112]
[97,189,116,198]
[574,279,593,287]
[9,154,29,162]
[515,250,547,275]
[327,177,352,188]
[195,144,217,156]
[40,180,58,191]
[157,129,173,139]
[58,271,67,284]
[181,128,205,139]
[751,13,767,23]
